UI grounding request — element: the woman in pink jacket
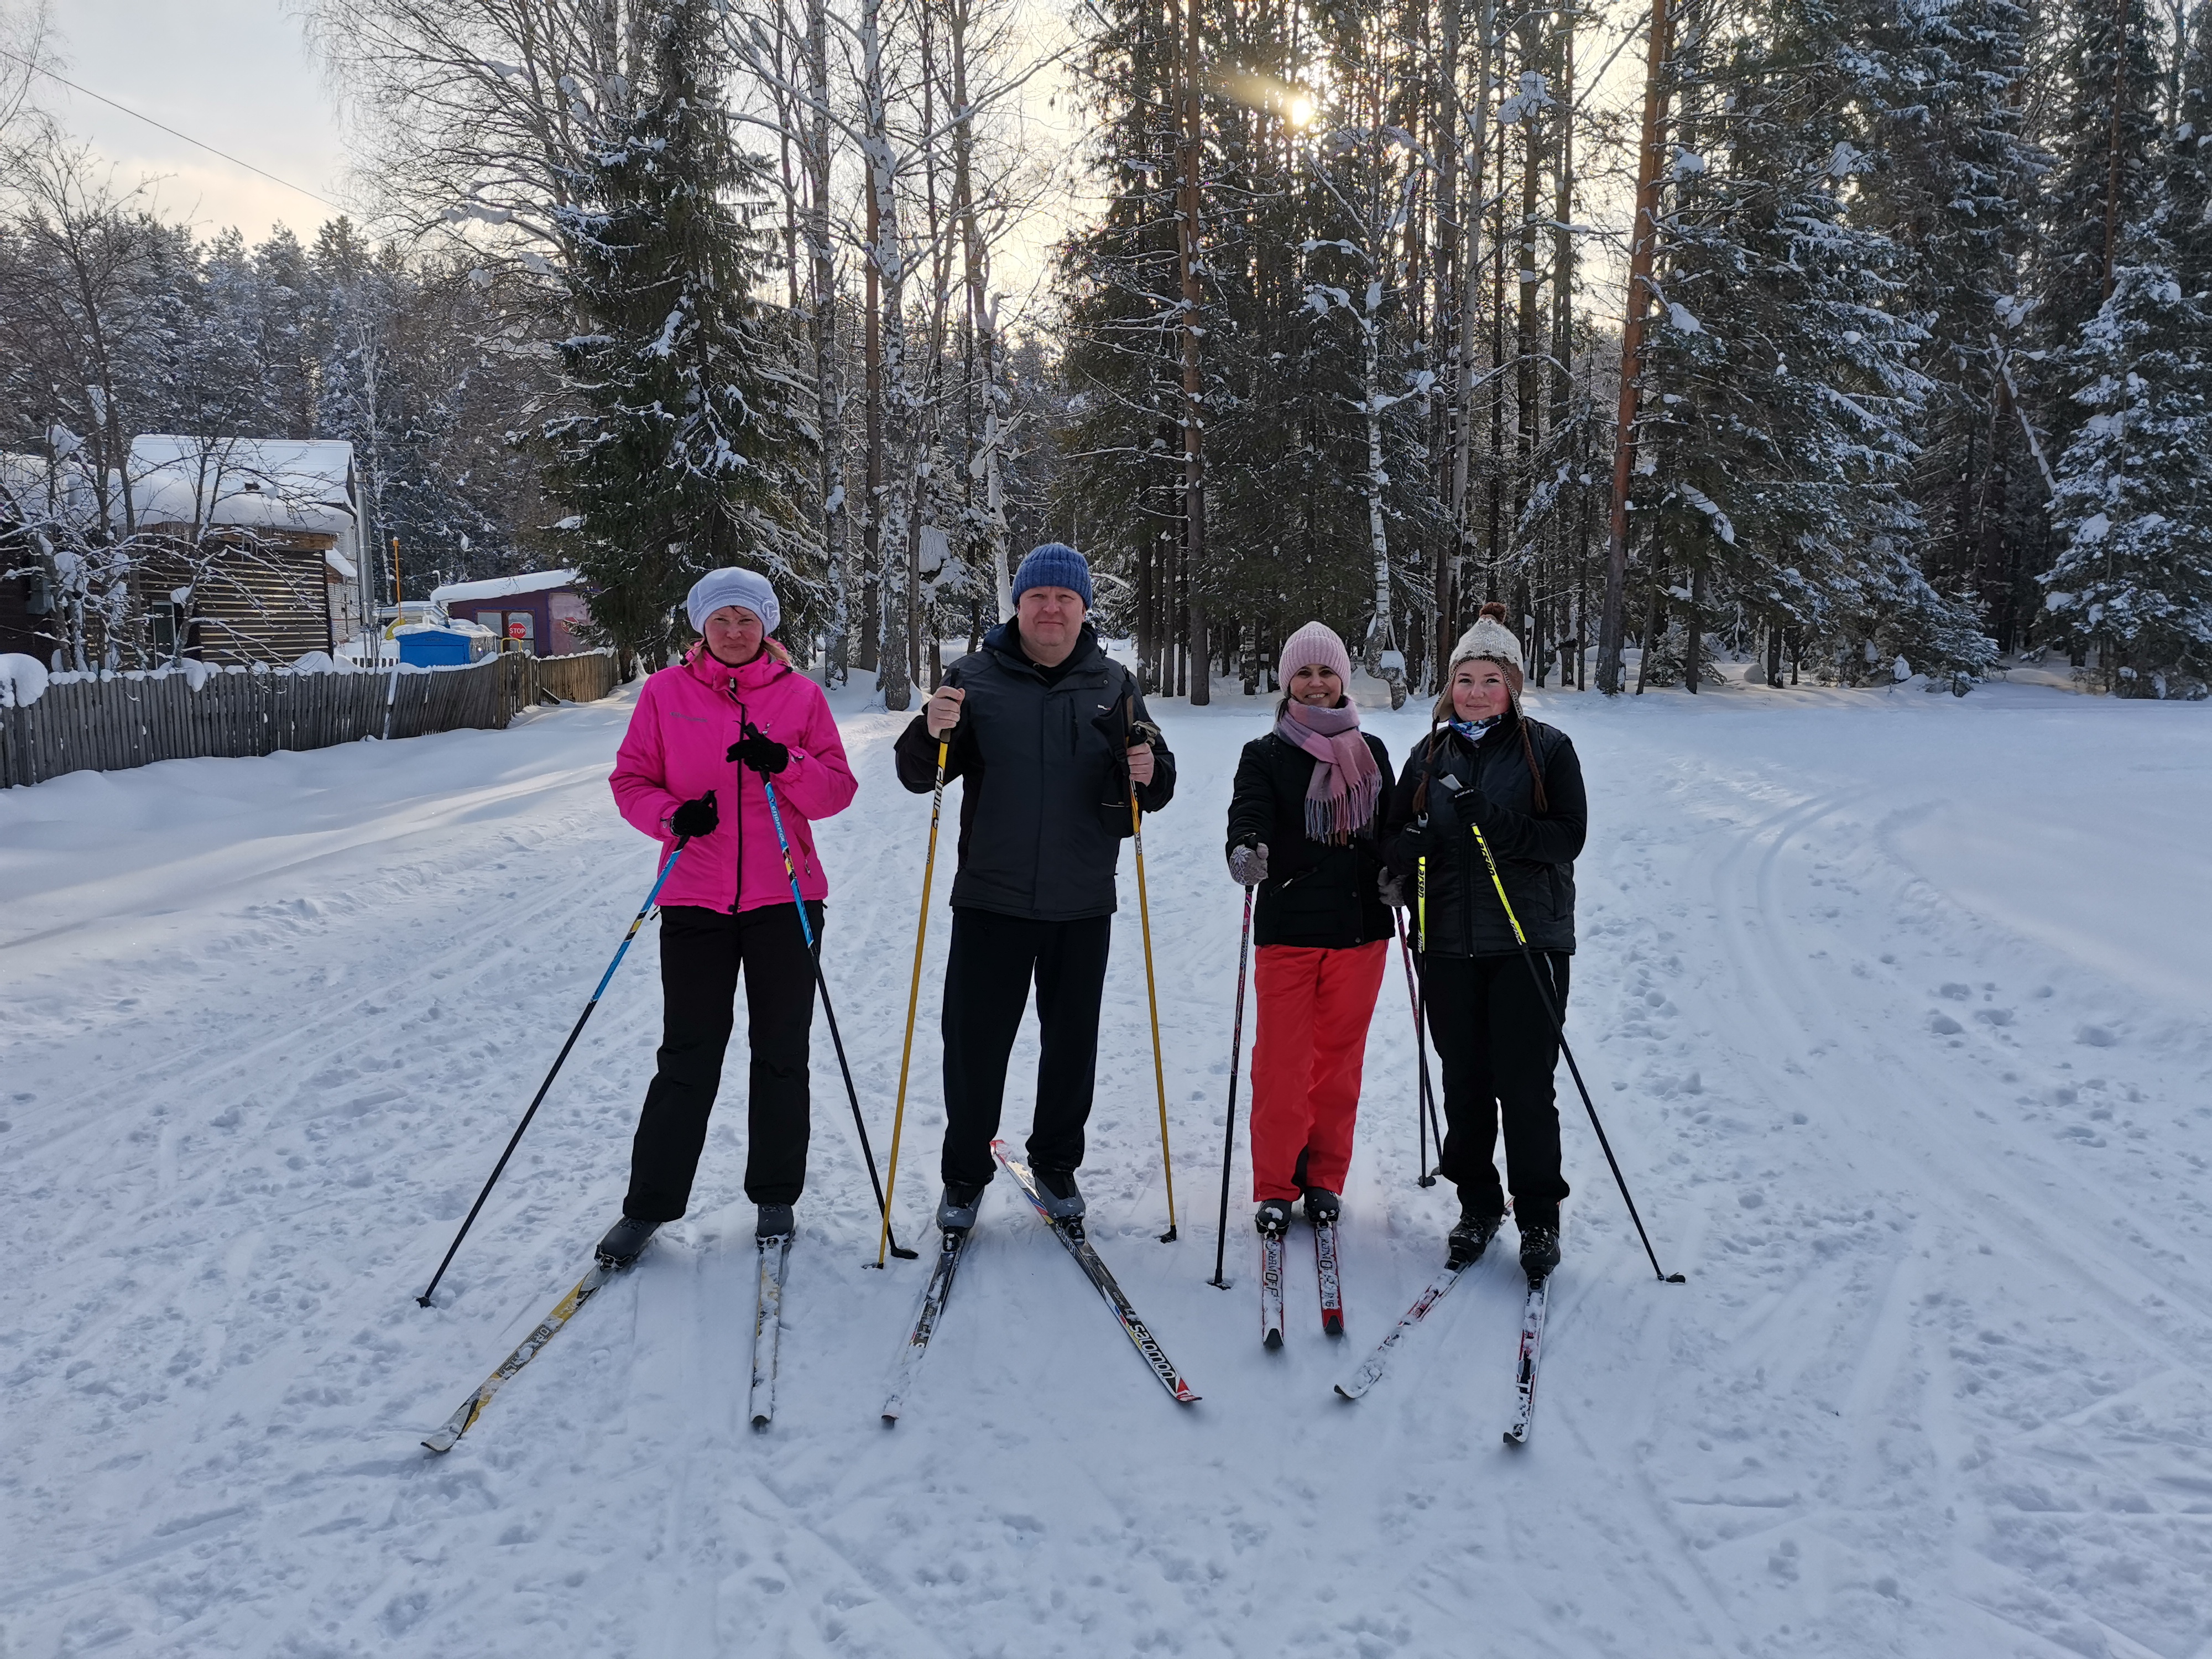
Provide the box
[596,568,857,1264]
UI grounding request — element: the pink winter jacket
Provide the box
[610,643,858,915]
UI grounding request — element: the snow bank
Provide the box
[0,650,49,706]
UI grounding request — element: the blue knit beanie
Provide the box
[1011,542,1093,608]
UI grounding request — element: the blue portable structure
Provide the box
[396,623,496,666]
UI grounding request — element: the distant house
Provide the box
[431,570,591,657]
[128,436,370,664]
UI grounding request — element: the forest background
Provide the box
[2,0,2206,702]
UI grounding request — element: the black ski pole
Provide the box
[754,754,917,1260]
[1467,818,1684,1284]
[418,836,691,1308]
[1209,884,1256,1289]
[1393,909,1442,1186]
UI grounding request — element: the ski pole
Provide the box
[417,836,690,1308]
[879,736,947,1267]
[1209,884,1255,1288]
[1467,820,1684,1284]
[1393,909,1442,1187]
[1130,786,1178,1242]
[752,746,917,1261]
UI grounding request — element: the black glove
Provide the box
[671,789,719,839]
[1436,769,1489,825]
[728,724,789,776]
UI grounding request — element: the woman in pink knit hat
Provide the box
[1223,620,1398,1280]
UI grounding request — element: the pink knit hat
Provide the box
[1279,620,1353,686]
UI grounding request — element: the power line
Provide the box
[0,46,349,215]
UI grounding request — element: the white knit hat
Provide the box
[1447,602,1525,687]
[685,567,780,635]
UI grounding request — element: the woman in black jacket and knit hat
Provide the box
[1386,602,1587,1282]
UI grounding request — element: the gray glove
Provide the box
[1378,869,1408,908]
[1228,841,1269,886]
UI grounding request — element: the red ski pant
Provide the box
[1249,941,1389,1202]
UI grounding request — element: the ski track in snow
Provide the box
[3,675,2209,1658]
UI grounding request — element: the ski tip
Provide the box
[750,1412,772,1430]
[1503,1429,1527,1447]
[421,1431,457,1454]
[881,1411,901,1427]
[1333,1382,1360,1402]
[1263,1328,1284,1352]
[1173,1386,1201,1405]
[1323,1314,1345,1337]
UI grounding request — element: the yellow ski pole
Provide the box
[878,738,948,1267]
[1131,787,1178,1242]
[1466,820,1684,1284]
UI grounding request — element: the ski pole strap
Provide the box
[1468,824,1530,947]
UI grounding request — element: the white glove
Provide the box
[1228,842,1269,886]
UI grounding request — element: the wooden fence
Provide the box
[1,649,619,789]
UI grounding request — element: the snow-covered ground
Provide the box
[4,669,2209,1659]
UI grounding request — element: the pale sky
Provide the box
[40,0,354,241]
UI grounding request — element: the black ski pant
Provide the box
[624,900,822,1220]
[940,907,1112,1188]
[1420,950,1572,1231]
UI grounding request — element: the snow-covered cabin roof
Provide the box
[127,436,358,538]
[431,568,581,604]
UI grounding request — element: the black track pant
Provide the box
[940,907,1113,1188]
[624,901,822,1220]
[1421,951,1572,1231]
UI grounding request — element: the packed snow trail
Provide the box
[4,674,2210,1657]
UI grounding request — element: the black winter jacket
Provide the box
[1384,711,1585,957]
[893,623,1176,921]
[1224,726,1397,950]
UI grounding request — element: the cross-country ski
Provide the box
[748,1229,794,1428]
[420,1260,623,1454]
[881,1228,971,1423]
[1259,1227,1286,1349]
[997,1142,1199,1406]
[1504,1275,1552,1447]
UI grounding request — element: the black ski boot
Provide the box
[1254,1198,1292,1236]
[1303,1187,1342,1228]
[1447,1208,1503,1269]
[596,1215,660,1267]
[1519,1223,1561,1282]
[1034,1167,1086,1222]
[936,1181,986,1232]
[755,1203,795,1239]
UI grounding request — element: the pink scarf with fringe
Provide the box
[1275,698,1381,843]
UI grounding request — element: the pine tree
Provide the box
[1641,0,1993,685]
[542,0,813,672]
[2044,3,2212,697]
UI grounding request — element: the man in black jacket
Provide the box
[893,542,1176,1229]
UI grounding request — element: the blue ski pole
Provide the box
[418,837,691,1307]
[749,731,916,1260]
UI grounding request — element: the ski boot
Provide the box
[1447,1208,1503,1269]
[1034,1167,1086,1222]
[596,1215,660,1267]
[1302,1187,1341,1228]
[936,1181,986,1232]
[1519,1223,1561,1282]
[755,1203,795,1239]
[1254,1197,1292,1236]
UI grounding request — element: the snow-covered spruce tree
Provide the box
[1856,0,2041,647]
[542,0,812,674]
[2044,3,2212,697]
[1638,0,1994,686]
